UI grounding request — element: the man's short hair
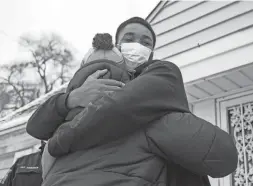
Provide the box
[115,17,156,47]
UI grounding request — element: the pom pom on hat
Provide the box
[81,33,124,67]
[92,33,114,50]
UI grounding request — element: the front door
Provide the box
[218,93,253,186]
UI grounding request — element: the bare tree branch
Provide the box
[0,32,74,116]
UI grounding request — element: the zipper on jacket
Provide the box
[128,70,135,80]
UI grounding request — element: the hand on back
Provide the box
[67,69,125,109]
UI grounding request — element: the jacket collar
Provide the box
[134,59,160,77]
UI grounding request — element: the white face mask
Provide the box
[121,43,152,71]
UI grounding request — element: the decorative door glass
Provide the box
[228,102,253,186]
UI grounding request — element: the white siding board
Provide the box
[152,1,234,35]
[162,1,176,10]
[180,43,253,83]
[151,1,201,25]
[155,11,253,59]
[162,27,253,67]
[155,1,253,50]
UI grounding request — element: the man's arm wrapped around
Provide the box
[26,60,128,141]
[145,112,238,178]
[48,61,191,157]
[26,92,70,140]
[47,60,238,178]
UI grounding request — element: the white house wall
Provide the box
[192,99,216,124]
[0,154,13,179]
[150,1,253,83]
[156,13,253,60]
[0,129,38,155]
[154,1,234,45]
[181,42,253,83]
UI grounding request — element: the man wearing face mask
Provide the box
[120,42,152,72]
[27,17,237,186]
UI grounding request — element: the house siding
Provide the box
[150,1,253,78]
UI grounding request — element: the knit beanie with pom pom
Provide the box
[81,33,124,66]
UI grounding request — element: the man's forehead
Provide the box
[119,23,153,40]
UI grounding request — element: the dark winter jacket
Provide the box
[26,60,238,186]
[0,144,45,186]
[65,59,130,121]
[48,59,130,156]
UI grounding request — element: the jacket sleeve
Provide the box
[145,112,238,178]
[54,61,190,153]
[26,92,70,140]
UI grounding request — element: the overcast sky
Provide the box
[0,0,158,65]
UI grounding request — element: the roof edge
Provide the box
[0,83,68,122]
[146,1,167,23]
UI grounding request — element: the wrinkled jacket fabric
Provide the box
[27,60,238,186]
[42,112,236,186]
[65,59,130,121]
[49,59,130,156]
